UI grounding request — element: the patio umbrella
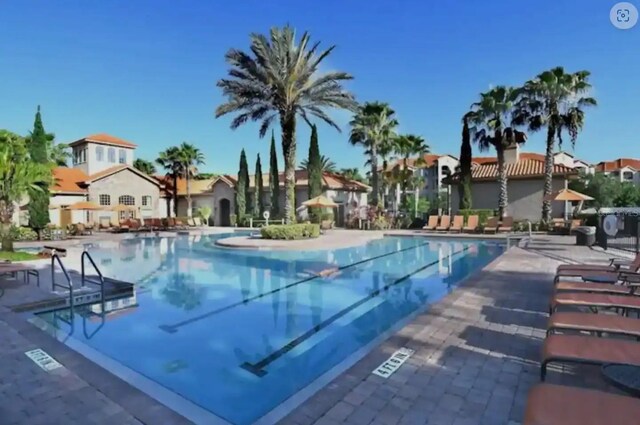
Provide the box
[68,201,103,210]
[302,195,338,208]
[543,188,594,202]
[111,204,137,212]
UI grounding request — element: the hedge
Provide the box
[260,223,320,240]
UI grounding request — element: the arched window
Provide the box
[119,195,135,206]
[99,194,111,206]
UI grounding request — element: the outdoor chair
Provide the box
[449,215,464,232]
[540,334,640,380]
[497,216,513,233]
[174,218,188,230]
[151,218,163,230]
[482,217,499,234]
[143,218,154,231]
[550,218,567,234]
[422,215,438,231]
[321,220,334,230]
[0,262,40,286]
[554,259,640,284]
[547,312,640,340]
[99,217,111,230]
[111,220,130,233]
[187,218,196,227]
[435,215,451,231]
[550,291,640,316]
[463,215,479,233]
[523,384,640,424]
[556,253,639,275]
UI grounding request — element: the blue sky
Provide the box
[1,0,638,174]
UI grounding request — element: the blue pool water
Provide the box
[36,234,503,424]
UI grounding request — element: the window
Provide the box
[108,148,116,163]
[96,146,104,161]
[141,196,152,207]
[119,195,135,205]
[99,194,111,206]
[73,147,87,164]
[623,171,634,181]
[118,149,127,164]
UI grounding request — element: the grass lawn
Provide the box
[0,251,41,261]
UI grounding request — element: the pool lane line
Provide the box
[240,245,471,377]
[158,239,434,334]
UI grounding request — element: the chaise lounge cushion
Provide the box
[543,334,640,367]
[548,312,640,338]
[554,281,631,295]
[524,383,640,425]
[551,292,640,312]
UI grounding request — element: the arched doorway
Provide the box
[219,198,231,226]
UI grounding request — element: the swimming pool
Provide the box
[35,234,503,424]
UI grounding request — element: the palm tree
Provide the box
[133,158,157,175]
[0,131,50,251]
[299,155,337,173]
[393,134,430,209]
[177,142,205,217]
[156,147,181,217]
[513,67,596,222]
[215,26,357,224]
[349,102,398,206]
[469,86,526,217]
[339,167,365,182]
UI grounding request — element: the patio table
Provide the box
[602,363,640,397]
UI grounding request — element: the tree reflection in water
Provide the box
[161,273,205,311]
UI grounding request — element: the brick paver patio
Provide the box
[0,233,631,424]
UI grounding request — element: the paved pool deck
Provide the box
[0,232,633,424]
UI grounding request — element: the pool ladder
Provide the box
[50,250,105,313]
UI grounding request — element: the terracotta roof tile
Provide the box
[51,167,88,193]
[212,170,369,192]
[69,133,137,148]
[469,159,576,181]
[595,158,640,172]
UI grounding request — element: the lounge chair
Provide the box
[111,220,130,233]
[187,218,196,227]
[449,215,463,232]
[321,220,334,230]
[435,215,451,231]
[143,218,154,231]
[497,216,513,233]
[463,215,479,233]
[194,217,203,226]
[541,334,640,380]
[174,218,188,230]
[482,217,499,234]
[422,215,439,231]
[99,217,111,231]
[554,280,635,296]
[550,292,640,315]
[165,218,176,230]
[550,218,567,234]
[0,263,40,286]
[524,384,640,424]
[152,218,163,231]
[128,219,142,232]
[555,253,640,276]
[547,312,640,339]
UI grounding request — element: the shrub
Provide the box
[372,215,389,230]
[260,223,320,240]
[320,212,334,222]
[10,226,38,241]
[230,214,237,226]
[458,209,495,225]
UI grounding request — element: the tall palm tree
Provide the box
[469,86,526,217]
[156,147,182,217]
[215,26,357,223]
[349,102,398,206]
[393,134,430,209]
[513,67,596,222]
[299,155,337,172]
[133,158,157,176]
[177,142,205,217]
[339,167,365,182]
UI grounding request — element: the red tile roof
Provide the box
[213,170,369,192]
[69,133,137,148]
[51,167,88,193]
[594,158,640,172]
[469,159,577,181]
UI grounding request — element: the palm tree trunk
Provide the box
[401,157,408,209]
[381,159,388,208]
[370,145,379,206]
[542,125,555,223]
[496,147,508,218]
[186,173,192,217]
[172,174,178,217]
[281,114,297,224]
[0,200,14,252]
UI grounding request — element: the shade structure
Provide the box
[111,204,137,212]
[302,195,338,208]
[543,188,594,202]
[68,201,103,211]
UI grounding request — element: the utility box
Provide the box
[575,226,596,246]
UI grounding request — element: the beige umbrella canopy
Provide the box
[67,201,103,210]
[111,204,137,212]
[543,188,594,202]
[302,195,338,208]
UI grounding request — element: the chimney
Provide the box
[504,143,520,165]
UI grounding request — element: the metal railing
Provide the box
[81,250,106,312]
[51,253,74,312]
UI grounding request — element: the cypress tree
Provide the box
[269,130,280,217]
[236,149,248,222]
[308,125,323,222]
[458,114,473,210]
[254,154,265,216]
[28,105,50,237]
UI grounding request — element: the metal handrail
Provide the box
[51,253,74,312]
[81,250,105,311]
